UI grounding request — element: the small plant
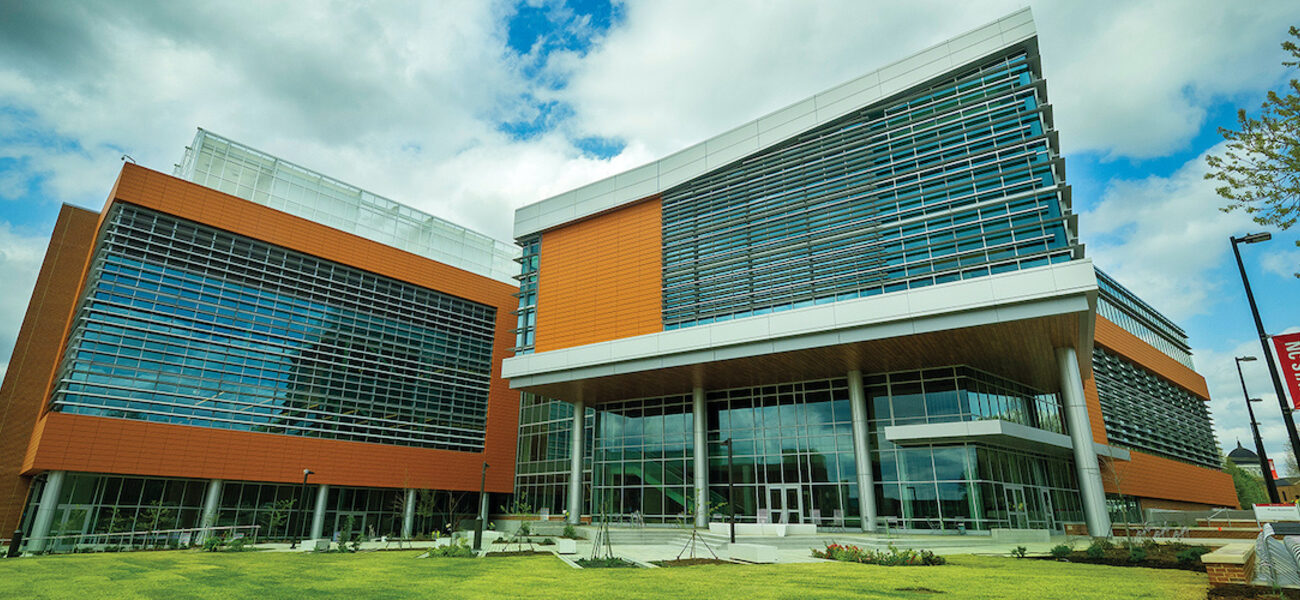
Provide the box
[812,543,946,566]
[1086,538,1113,559]
[519,523,531,537]
[575,557,637,568]
[202,535,224,552]
[428,537,475,558]
[540,538,556,546]
[1127,546,1147,563]
[562,524,578,539]
[1176,547,1210,564]
[1050,544,1072,559]
[1010,546,1028,559]
[227,536,249,552]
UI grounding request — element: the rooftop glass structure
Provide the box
[174,129,518,284]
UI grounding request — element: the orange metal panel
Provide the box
[534,197,663,352]
[4,165,519,533]
[1095,315,1210,399]
[0,205,100,534]
[1102,450,1239,508]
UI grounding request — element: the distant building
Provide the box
[1227,441,1265,478]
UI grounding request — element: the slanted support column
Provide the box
[567,399,585,524]
[402,488,416,538]
[847,371,878,532]
[692,386,708,528]
[310,484,329,540]
[1057,346,1112,538]
[198,479,223,542]
[27,470,66,554]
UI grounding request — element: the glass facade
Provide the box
[513,393,594,515]
[1096,269,1194,368]
[20,472,475,551]
[513,236,540,354]
[518,366,1080,531]
[1092,347,1220,469]
[660,47,1075,329]
[175,130,518,284]
[51,204,497,451]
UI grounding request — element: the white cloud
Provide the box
[1198,329,1300,474]
[1080,143,1259,322]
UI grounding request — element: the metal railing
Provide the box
[9,525,261,556]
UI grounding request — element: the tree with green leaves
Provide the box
[1206,25,1300,274]
[1225,456,1270,508]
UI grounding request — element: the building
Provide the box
[503,9,1236,536]
[0,131,520,552]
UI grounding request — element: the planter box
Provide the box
[554,538,577,554]
[729,543,778,563]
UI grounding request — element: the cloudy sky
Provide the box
[1,1,1298,470]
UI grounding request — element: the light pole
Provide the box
[473,462,488,552]
[1231,232,1300,469]
[721,438,735,544]
[290,468,313,549]
[1237,356,1280,503]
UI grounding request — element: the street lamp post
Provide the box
[473,462,488,552]
[290,468,313,549]
[1231,232,1300,469]
[721,438,735,544]
[1237,356,1280,503]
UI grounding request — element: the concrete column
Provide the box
[692,386,709,528]
[310,484,329,540]
[848,370,878,532]
[198,479,222,542]
[567,399,585,524]
[27,470,66,553]
[402,488,416,538]
[1057,346,1112,538]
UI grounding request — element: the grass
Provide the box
[0,550,1209,599]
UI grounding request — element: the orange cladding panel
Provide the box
[534,197,662,351]
[0,205,100,534]
[1094,315,1210,399]
[1103,450,1239,508]
[16,165,519,501]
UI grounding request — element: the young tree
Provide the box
[258,498,295,540]
[1225,457,1270,508]
[1205,25,1300,275]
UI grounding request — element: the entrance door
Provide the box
[766,485,804,524]
[1004,485,1029,528]
[1038,489,1057,532]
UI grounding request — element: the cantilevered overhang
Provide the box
[884,419,1130,461]
[503,260,1099,405]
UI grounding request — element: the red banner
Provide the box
[1274,332,1300,410]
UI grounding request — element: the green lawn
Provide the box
[0,551,1208,599]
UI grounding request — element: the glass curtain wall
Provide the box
[578,365,1081,530]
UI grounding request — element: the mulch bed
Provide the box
[483,550,553,557]
[1033,554,1206,572]
[1208,583,1300,599]
[651,558,737,567]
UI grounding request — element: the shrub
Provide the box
[1086,538,1113,559]
[519,523,531,536]
[202,536,224,552]
[562,524,578,539]
[1176,547,1211,564]
[811,543,946,566]
[227,537,248,552]
[1010,546,1028,559]
[1050,544,1072,559]
[1127,546,1147,563]
[428,538,475,558]
[539,538,556,546]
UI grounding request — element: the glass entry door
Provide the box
[1004,485,1029,528]
[333,511,367,541]
[766,485,804,524]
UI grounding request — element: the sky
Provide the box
[0,1,1298,472]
